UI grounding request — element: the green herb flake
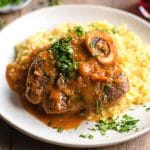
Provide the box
[129,108,134,111]
[146,107,150,112]
[88,127,97,132]
[135,127,139,132]
[79,134,87,138]
[47,121,52,126]
[74,26,85,37]
[96,100,102,115]
[79,134,94,140]
[88,134,94,140]
[95,114,139,135]
[56,127,64,133]
[76,95,84,101]
[112,27,118,34]
[103,84,111,93]
[74,71,80,79]
[74,126,78,130]
[89,41,95,48]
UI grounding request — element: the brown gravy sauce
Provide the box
[19,95,85,129]
[6,50,85,130]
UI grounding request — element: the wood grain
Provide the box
[0,0,149,149]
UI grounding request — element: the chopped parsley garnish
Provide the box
[74,71,80,79]
[146,107,150,112]
[96,100,102,114]
[89,41,95,48]
[112,27,118,34]
[0,0,23,7]
[143,105,150,112]
[79,134,94,140]
[76,95,84,101]
[88,134,94,140]
[74,126,78,130]
[95,114,139,135]
[48,0,63,6]
[88,127,97,131]
[129,108,134,111]
[79,134,87,138]
[102,84,111,102]
[103,84,111,93]
[74,26,85,37]
[49,37,78,78]
[56,127,64,133]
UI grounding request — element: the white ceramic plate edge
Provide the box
[0,114,149,148]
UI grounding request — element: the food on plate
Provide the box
[85,30,118,66]
[6,22,150,129]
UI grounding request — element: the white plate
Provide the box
[0,5,150,148]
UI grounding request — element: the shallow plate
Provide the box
[0,5,150,148]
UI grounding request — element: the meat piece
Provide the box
[82,69,129,114]
[109,72,129,100]
[42,90,70,114]
[25,55,49,104]
[25,38,129,115]
[85,30,118,66]
[101,69,129,102]
[25,51,82,114]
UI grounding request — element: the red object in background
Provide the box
[139,0,150,19]
[139,0,150,12]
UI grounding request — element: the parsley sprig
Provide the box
[95,114,139,135]
[146,107,150,112]
[79,134,94,140]
[74,26,85,37]
[56,127,64,133]
[96,100,102,114]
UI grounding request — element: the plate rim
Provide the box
[0,5,150,148]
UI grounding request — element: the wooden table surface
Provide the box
[0,0,149,149]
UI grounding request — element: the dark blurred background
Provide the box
[0,0,149,29]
